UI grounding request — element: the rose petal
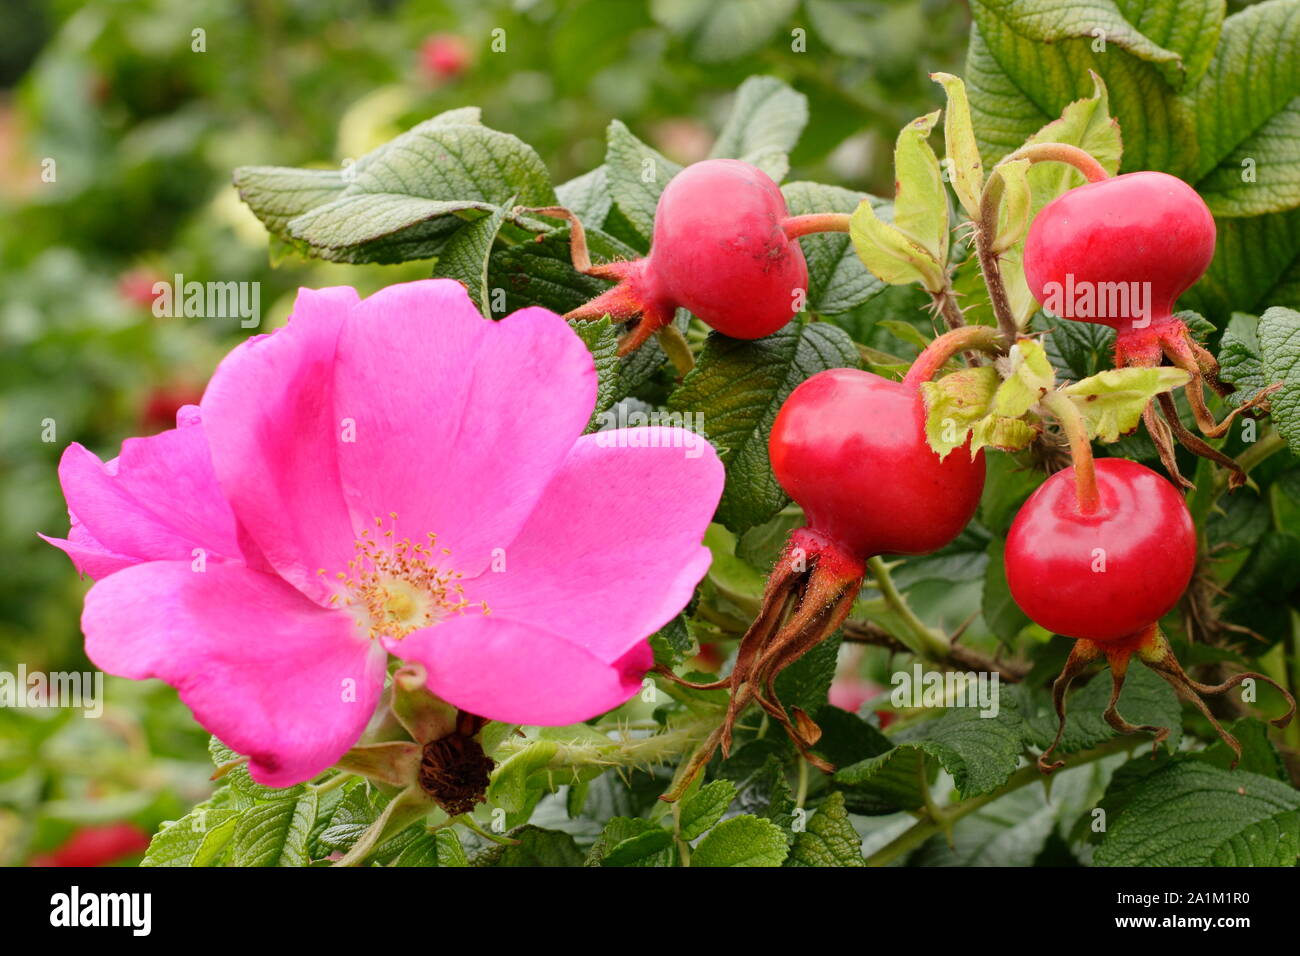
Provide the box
[83,561,386,787]
[333,281,595,576]
[389,616,649,725]
[49,418,241,573]
[468,428,722,661]
[201,287,360,604]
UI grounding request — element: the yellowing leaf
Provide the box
[849,199,945,292]
[992,338,1056,418]
[1062,366,1191,442]
[970,415,1038,456]
[892,111,950,266]
[920,366,1000,459]
[992,158,1031,254]
[931,73,984,219]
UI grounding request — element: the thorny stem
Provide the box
[781,212,851,239]
[1041,391,1100,514]
[863,737,1134,866]
[975,173,1023,344]
[868,557,950,660]
[930,288,969,333]
[494,715,716,770]
[974,142,1110,343]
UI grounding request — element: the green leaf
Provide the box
[586,817,675,867]
[604,120,683,244]
[231,166,346,237]
[710,75,808,181]
[976,0,1199,89]
[486,225,637,316]
[836,695,1024,800]
[1062,366,1191,442]
[1019,657,1183,756]
[568,317,622,431]
[1039,311,1115,379]
[679,780,738,841]
[1186,208,1300,321]
[667,320,858,532]
[650,0,798,63]
[434,203,512,318]
[785,791,865,867]
[932,72,985,219]
[1197,99,1300,217]
[1186,1,1300,191]
[967,4,1205,175]
[1094,760,1300,866]
[237,112,554,264]
[391,830,469,867]
[728,753,798,832]
[649,612,694,669]
[473,826,585,867]
[999,73,1123,324]
[230,791,318,867]
[782,181,887,314]
[983,537,1032,642]
[1256,305,1300,451]
[142,808,239,868]
[1197,718,1290,781]
[555,165,613,229]
[1217,312,1267,406]
[690,814,790,867]
[773,631,843,717]
[921,366,1001,459]
[208,736,306,804]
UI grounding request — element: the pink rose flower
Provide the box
[44,280,723,786]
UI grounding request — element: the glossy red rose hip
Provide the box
[651,159,808,339]
[1005,457,1196,643]
[770,367,986,559]
[1024,170,1215,346]
[566,158,808,353]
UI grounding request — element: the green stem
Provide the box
[1209,427,1284,503]
[658,324,696,377]
[863,737,1132,866]
[1042,391,1100,514]
[796,758,811,810]
[868,557,950,659]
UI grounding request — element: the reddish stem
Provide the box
[781,213,851,240]
[901,325,1003,389]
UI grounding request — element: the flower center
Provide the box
[323,513,488,640]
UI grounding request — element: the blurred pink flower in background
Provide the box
[419,34,471,82]
[44,280,723,786]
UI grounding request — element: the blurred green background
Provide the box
[0,0,970,865]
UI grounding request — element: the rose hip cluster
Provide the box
[543,158,1293,792]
